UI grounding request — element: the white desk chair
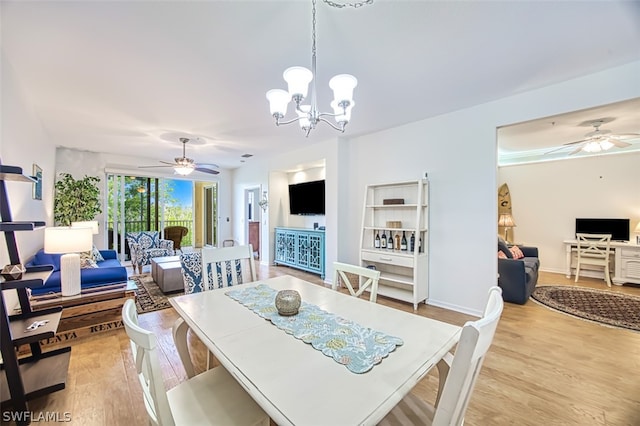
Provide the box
[121,299,269,426]
[380,286,504,426]
[175,244,257,376]
[575,233,612,287]
[332,261,381,303]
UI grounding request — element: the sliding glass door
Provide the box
[106,174,198,260]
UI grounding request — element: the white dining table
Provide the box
[169,275,461,426]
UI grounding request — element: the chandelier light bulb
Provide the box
[331,100,355,124]
[329,74,357,104]
[283,66,313,99]
[297,105,312,130]
[266,89,290,117]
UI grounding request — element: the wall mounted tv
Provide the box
[575,218,630,241]
[289,180,325,215]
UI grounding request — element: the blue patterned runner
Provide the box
[225,284,403,374]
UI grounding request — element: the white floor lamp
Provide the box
[44,226,93,296]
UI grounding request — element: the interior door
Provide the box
[203,184,218,247]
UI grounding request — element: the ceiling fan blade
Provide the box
[609,138,632,148]
[610,132,640,139]
[138,165,174,169]
[568,145,585,155]
[194,167,220,175]
[159,160,177,166]
[544,145,575,155]
[195,162,220,169]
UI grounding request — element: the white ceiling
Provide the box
[2,1,640,170]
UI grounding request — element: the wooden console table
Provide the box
[563,239,640,285]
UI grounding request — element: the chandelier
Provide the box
[266,0,369,136]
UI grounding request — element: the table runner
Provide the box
[225,284,403,374]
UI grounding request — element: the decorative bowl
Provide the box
[275,289,301,316]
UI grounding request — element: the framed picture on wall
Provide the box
[32,164,42,200]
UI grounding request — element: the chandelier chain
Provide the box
[312,0,317,60]
[322,0,373,8]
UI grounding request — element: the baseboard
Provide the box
[427,299,482,317]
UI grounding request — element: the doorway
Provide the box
[203,184,219,247]
[245,186,261,259]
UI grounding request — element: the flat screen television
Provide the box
[288,180,325,215]
[575,218,630,241]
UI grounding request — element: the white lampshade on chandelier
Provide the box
[266,0,367,136]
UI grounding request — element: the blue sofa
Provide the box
[26,249,128,296]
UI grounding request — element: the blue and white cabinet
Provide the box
[274,227,325,278]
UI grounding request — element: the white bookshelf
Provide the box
[359,179,429,310]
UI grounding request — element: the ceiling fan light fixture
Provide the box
[174,164,195,175]
[599,139,615,151]
[582,141,603,153]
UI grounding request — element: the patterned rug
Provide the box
[531,286,640,332]
[130,274,184,314]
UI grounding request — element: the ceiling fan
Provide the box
[139,138,219,176]
[546,120,638,156]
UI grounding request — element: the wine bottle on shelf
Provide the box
[401,231,407,251]
[394,232,401,250]
[387,231,394,250]
[374,230,380,249]
[381,230,387,249]
[419,237,423,253]
[410,232,415,252]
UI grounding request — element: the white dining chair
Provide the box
[379,286,504,426]
[175,244,258,377]
[574,233,612,287]
[202,244,256,289]
[332,261,381,303]
[121,299,269,426]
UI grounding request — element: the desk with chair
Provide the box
[170,275,464,425]
[563,239,640,285]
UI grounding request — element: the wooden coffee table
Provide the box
[23,280,137,353]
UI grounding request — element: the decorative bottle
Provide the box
[394,233,401,250]
[388,231,394,250]
[410,232,415,252]
[374,230,380,249]
[401,231,407,251]
[381,230,387,249]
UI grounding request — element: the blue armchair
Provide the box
[126,231,174,274]
[497,237,540,304]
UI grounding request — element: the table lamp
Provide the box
[44,226,93,296]
[498,213,517,243]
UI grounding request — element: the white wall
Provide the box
[0,54,56,266]
[55,147,233,250]
[499,151,640,274]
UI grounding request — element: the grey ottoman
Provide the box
[151,255,180,282]
[156,261,184,294]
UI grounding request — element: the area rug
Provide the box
[531,285,640,332]
[130,274,184,314]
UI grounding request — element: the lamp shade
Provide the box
[498,213,516,228]
[71,220,99,235]
[44,226,93,254]
[266,89,291,117]
[329,74,357,104]
[283,66,313,99]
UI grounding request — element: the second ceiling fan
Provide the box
[546,120,638,156]
[139,138,219,175]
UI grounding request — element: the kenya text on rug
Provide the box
[531,285,640,332]
[131,273,183,314]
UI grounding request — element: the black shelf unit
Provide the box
[0,162,70,425]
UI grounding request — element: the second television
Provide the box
[289,180,325,215]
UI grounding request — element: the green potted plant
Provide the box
[54,173,102,226]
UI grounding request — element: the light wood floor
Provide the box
[4,267,640,425]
